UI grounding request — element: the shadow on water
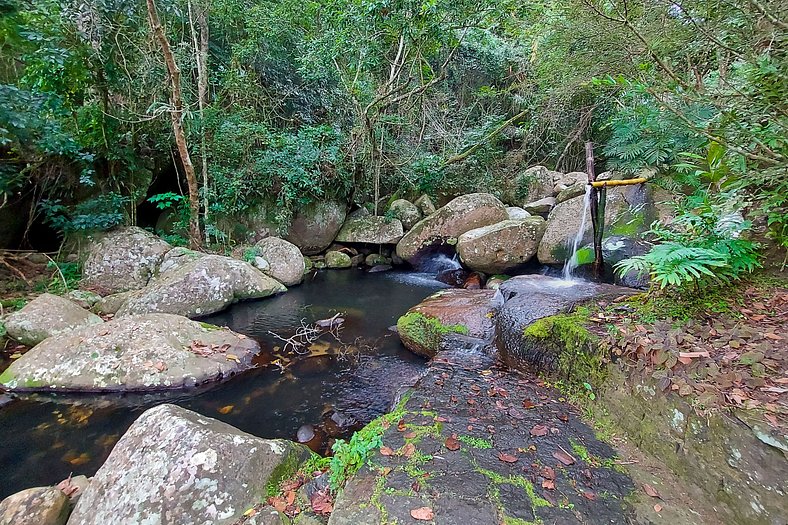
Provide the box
[0,269,443,498]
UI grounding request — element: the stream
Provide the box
[0,269,445,499]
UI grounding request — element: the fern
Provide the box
[615,243,730,289]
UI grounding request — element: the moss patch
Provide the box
[521,307,607,390]
[397,311,469,355]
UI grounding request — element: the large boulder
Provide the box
[82,227,172,295]
[457,217,547,274]
[254,237,305,287]
[0,486,70,525]
[387,199,422,230]
[395,193,508,265]
[396,289,500,358]
[505,206,530,220]
[537,184,672,265]
[494,275,636,374]
[335,216,404,244]
[116,254,285,318]
[0,314,260,392]
[523,197,556,215]
[500,166,555,206]
[67,404,310,525]
[4,293,103,346]
[285,201,347,255]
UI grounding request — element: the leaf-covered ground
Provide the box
[595,280,787,433]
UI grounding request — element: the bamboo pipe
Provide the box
[589,177,647,188]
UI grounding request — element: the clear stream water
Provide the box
[0,270,445,499]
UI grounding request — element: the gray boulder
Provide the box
[395,193,508,265]
[457,217,547,274]
[388,199,422,230]
[523,197,556,215]
[556,182,586,203]
[335,216,404,244]
[505,206,531,220]
[0,314,260,392]
[325,251,352,269]
[0,486,70,525]
[4,293,103,346]
[82,227,172,295]
[285,201,347,255]
[254,237,305,287]
[67,404,309,525]
[500,166,555,206]
[117,254,285,318]
[537,184,672,265]
[414,195,436,216]
[65,290,102,310]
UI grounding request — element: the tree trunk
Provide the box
[147,0,202,248]
[189,1,210,244]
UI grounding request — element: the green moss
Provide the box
[397,311,469,354]
[198,322,222,331]
[476,467,550,508]
[575,247,594,265]
[521,308,606,390]
[458,435,493,449]
[0,368,15,385]
[569,438,591,462]
[608,212,645,236]
[265,446,308,497]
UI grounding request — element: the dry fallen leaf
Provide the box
[541,479,555,490]
[553,450,575,466]
[380,446,395,456]
[445,435,461,451]
[530,425,548,437]
[654,504,663,513]
[643,483,661,499]
[401,443,416,458]
[410,507,434,521]
[217,405,234,415]
[497,452,518,463]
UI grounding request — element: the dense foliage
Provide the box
[0,0,785,272]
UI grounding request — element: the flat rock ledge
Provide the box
[67,404,310,525]
[0,314,260,392]
[329,348,634,525]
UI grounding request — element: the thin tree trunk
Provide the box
[189,1,210,244]
[585,141,604,280]
[147,0,202,248]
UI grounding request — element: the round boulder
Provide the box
[285,201,347,255]
[116,254,286,318]
[254,237,305,286]
[505,206,531,220]
[335,216,404,244]
[388,199,422,230]
[0,486,70,525]
[500,166,555,206]
[457,217,547,274]
[82,227,172,295]
[395,193,508,265]
[414,194,437,216]
[0,314,260,392]
[4,293,104,346]
[325,251,352,269]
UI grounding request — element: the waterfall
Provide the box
[562,185,592,280]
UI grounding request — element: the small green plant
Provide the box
[458,435,493,449]
[616,189,760,290]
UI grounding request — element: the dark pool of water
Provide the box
[0,269,444,499]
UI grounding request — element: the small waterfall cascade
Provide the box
[562,184,593,280]
[419,253,462,274]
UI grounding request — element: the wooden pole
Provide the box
[590,178,647,188]
[585,142,605,279]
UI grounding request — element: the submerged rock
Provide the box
[67,404,310,525]
[335,216,404,244]
[254,237,305,287]
[325,251,352,269]
[285,201,347,255]
[0,314,260,392]
[395,193,508,265]
[81,226,172,295]
[388,199,422,230]
[457,217,546,274]
[396,289,500,358]
[0,486,70,525]
[4,293,104,346]
[364,253,391,267]
[116,254,285,318]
